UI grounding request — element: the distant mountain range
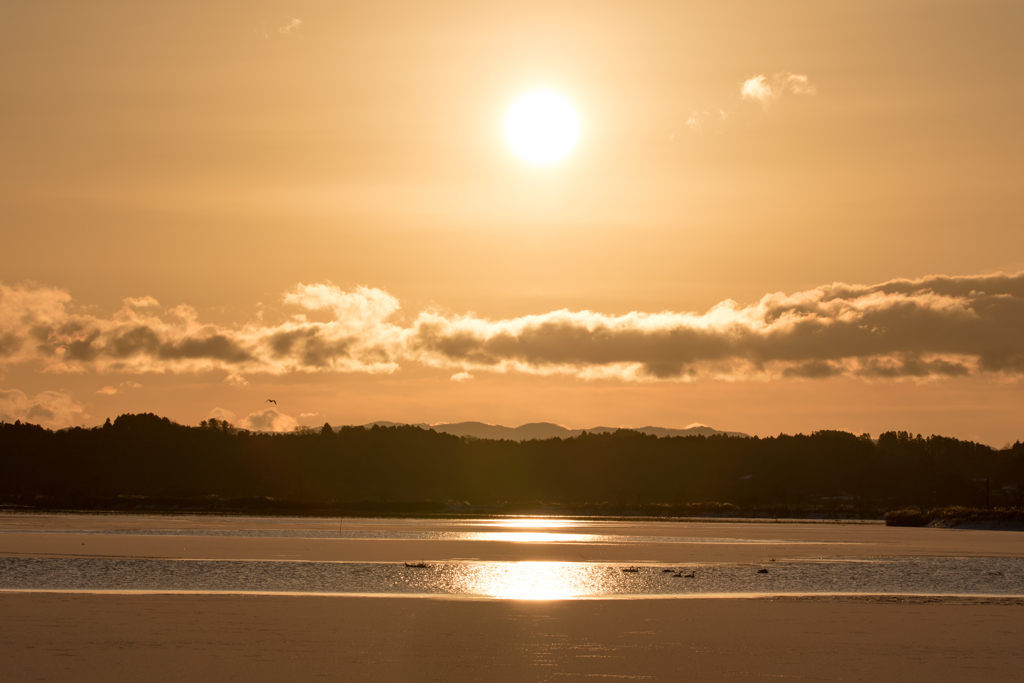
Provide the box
[361,421,748,441]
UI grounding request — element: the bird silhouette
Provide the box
[757,568,769,574]
[265,399,277,405]
[684,570,696,579]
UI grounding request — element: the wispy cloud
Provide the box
[678,72,815,137]
[741,72,817,108]
[96,380,143,396]
[679,109,728,135]
[255,17,304,40]
[278,17,302,36]
[3,273,1024,383]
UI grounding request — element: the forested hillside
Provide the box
[1,414,1022,513]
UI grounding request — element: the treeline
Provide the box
[1,413,1022,513]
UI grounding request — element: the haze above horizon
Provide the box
[2,1,1023,446]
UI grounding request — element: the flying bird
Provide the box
[265,399,277,405]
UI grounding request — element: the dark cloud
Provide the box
[0,333,23,357]
[65,330,101,362]
[157,335,253,363]
[782,360,844,379]
[109,326,161,357]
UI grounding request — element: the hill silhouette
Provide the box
[363,421,747,441]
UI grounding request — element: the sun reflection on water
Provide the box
[463,532,595,543]
[469,517,592,543]
[484,519,583,529]
[442,562,618,599]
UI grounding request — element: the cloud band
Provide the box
[2,273,1023,382]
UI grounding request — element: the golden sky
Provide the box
[2,1,1023,443]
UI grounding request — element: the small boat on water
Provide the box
[405,562,430,569]
[621,566,640,573]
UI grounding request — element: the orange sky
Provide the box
[2,1,1023,444]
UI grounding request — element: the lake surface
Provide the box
[2,514,1020,599]
[2,556,1021,599]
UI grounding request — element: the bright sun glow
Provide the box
[505,91,580,164]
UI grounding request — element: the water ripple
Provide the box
[1,556,1021,599]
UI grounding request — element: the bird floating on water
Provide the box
[757,568,769,574]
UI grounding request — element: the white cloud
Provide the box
[96,386,118,395]
[741,72,816,108]
[239,408,298,432]
[0,389,88,429]
[121,381,143,389]
[741,75,774,104]
[450,371,474,382]
[208,407,236,423]
[224,373,249,386]
[299,412,319,418]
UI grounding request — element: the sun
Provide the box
[505,90,580,165]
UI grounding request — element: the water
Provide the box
[0,527,817,545]
[1,556,1021,599]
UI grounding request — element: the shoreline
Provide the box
[0,507,887,524]
[2,587,1023,603]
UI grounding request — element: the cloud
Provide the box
[96,386,118,395]
[0,389,88,429]
[121,381,143,389]
[239,408,298,432]
[681,109,728,134]
[278,18,302,36]
[741,72,817,108]
[299,412,319,418]
[680,72,814,136]
[124,296,160,309]
[400,272,1024,382]
[208,407,236,423]
[740,75,774,104]
[4,273,1024,383]
[0,281,399,377]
